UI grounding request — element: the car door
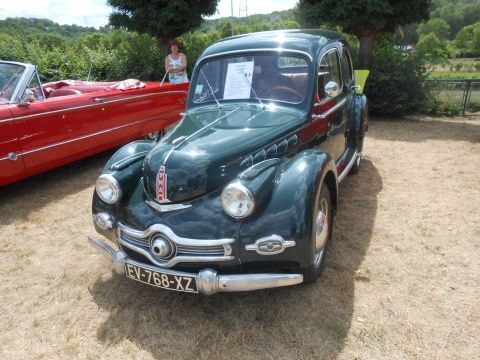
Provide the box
[314,46,348,162]
[10,71,102,177]
[0,106,25,185]
[89,84,188,142]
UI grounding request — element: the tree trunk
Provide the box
[358,32,377,69]
[158,37,169,59]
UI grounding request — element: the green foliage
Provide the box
[455,22,480,57]
[418,18,450,40]
[297,0,431,34]
[416,33,451,65]
[297,0,431,68]
[0,17,99,38]
[365,36,430,116]
[107,0,218,48]
[431,0,480,37]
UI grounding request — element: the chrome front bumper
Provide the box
[88,237,304,295]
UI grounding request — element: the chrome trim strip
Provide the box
[12,90,187,122]
[87,236,304,295]
[338,150,359,183]
[20,119,145,156]
[200,48,313,62]
[311,98,347,120]
[111,151,150,171]
[0,118,15,124]
[146,200,192,213]
[118,222,234,247]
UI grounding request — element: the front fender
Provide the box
[238,149,337,268]
[93,140,155,238]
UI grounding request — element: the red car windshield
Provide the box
[0,63,25,104]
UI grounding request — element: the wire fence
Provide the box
[427,79,480,116]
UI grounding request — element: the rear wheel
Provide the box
[303,183,333,284]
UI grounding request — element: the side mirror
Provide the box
[18,89,35,106]
[324,81,340,98]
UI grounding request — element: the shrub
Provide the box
[365,36,429,116]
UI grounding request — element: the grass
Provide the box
[429,71,480,79]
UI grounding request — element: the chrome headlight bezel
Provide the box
[221,181,255,219]
[95,174,122,204]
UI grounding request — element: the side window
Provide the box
[341,48,353,85]
[317,50,341,100]
[24,72,45,102]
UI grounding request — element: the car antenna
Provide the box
[200,69,221,108]
[86,61,93,82]
[160,69,169,87]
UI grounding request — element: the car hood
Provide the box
[143,104,306,203]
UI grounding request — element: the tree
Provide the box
[418,18,451,40]
[416,33,451,66]
[107,0,219,56]
[296,0,431,68]
[455,22,480,57]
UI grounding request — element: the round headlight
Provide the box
[221,182,255,219]
[95,174,122,204]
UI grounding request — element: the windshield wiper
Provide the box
[241,72,264,109]
[200,69,221,108]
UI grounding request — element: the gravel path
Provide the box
[0,116,479,359]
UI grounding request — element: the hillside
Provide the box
[0,17,101,38]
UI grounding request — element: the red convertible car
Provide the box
[0,61,188,186]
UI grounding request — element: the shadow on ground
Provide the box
[89,159,382,359]
[368,117,480,144]
[0,151,112,226]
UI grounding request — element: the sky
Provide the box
[0,0,298,28]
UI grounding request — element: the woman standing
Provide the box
[164,40,189,84]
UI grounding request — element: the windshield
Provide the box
[192,54,311,106]
[0,63,25,104]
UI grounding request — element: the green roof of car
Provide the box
[198,29,345,61]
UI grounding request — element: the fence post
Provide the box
[462,80,472,116]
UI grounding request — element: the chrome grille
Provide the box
[176,245,225,256]
[116,222,235,268]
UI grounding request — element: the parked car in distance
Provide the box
[88,30,368,295]
[0,61,188,186]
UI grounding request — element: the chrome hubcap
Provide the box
[313,197,329,268]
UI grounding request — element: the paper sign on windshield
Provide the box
[223,61,254,100]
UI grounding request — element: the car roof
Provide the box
[199,29,345,61]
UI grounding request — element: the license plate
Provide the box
[125,262,198,293]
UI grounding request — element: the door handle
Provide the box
[93,98,105,104]
[7,152,18,161]
[178,98,186,104]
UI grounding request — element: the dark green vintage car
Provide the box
[88,30,368,294]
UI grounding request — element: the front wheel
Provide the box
[144,130,164,142]
[303,183,333,284]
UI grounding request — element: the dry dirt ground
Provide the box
[0,116,479,360]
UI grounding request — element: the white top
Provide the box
[167,54,189,84]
